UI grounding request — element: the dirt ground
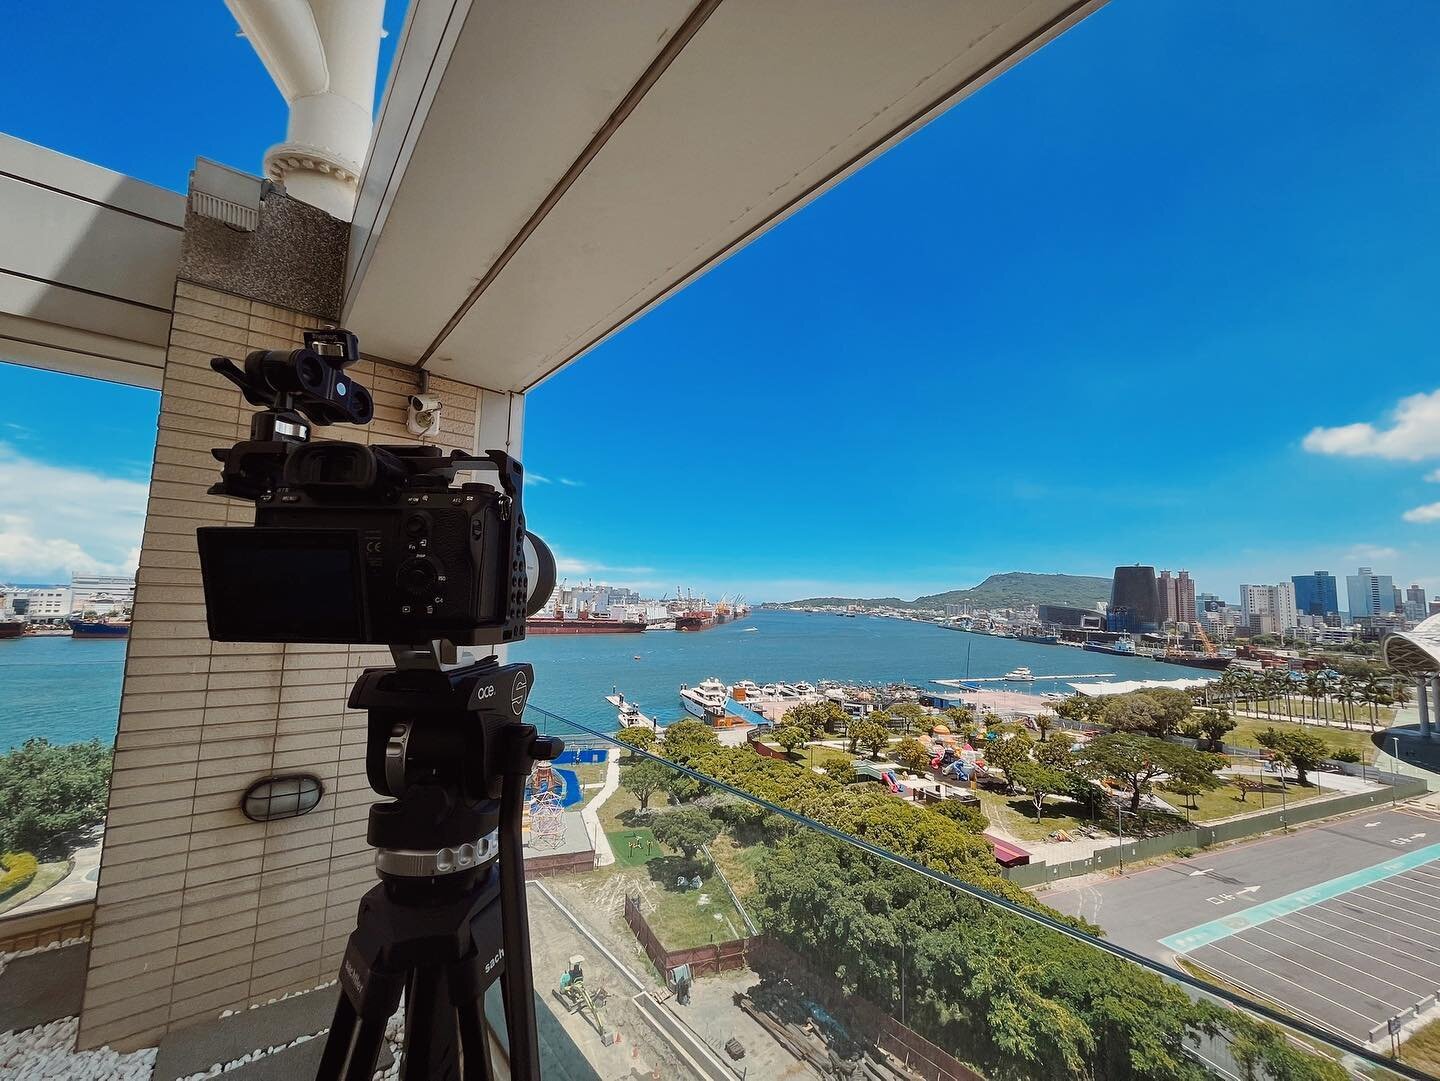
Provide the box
[535,875,818,1079]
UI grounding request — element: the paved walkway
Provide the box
[9,833,102,916]
[581,750,619,866]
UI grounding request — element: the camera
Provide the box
[196,329,555,647]
[406,393,442,437]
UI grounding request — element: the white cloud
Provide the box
[1343,543,1401,562]
[1402,503,1440,524]
[1302,389,1440,461]
[558,478,583,487]
[0,444,148,581]
[554,555,655,577]
[527,473,551,484]
[1427,469,1440,483]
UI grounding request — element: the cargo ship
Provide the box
[0,616,25,640]
[1157,652,1231,672]
[526,608,644,635]
[68,616,130,639]
[1016,631,1060,645]
[675,609,715,632]
[1083,633,1136,657]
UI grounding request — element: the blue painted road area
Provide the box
[1161,841,1440,953]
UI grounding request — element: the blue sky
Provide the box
[1,2,1437,602]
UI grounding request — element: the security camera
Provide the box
[406,393,442,437]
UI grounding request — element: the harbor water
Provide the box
[0,609,1198,751]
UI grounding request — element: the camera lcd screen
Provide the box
[197,528,367,642]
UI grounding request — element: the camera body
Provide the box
[197,331,554,649]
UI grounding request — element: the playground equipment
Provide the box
[554,955,616,1044]
[526,762,567,850]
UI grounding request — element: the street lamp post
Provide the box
[1391,735,1402,807]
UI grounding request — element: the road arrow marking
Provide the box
[1237,886,1261,896]
[1189,868,1215,877]
[1365,822,1381,828]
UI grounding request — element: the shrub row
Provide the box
[0,852,39,898]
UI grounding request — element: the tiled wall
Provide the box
[78,282,510,1051]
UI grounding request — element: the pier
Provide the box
[932,673,1114,686]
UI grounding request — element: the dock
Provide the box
[932,673,1113,686]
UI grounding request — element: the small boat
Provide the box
[1002,667,1035,682]
[633,654,642,660]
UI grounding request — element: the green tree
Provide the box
[781,700,849,739]
[650,806,721,860]
[1085,734,1223,815]
[614,725,656,757]
[1255,727,1331,786]
[1034,733,1076,771]
[0,738,112,860]
[942,705,978,738]
[660,719,720,765]
[893,737,933,775]
[848,716,891,758]
[773,725,808,757]
[887,701,927,735]
[1194,708,1235,752]
[618,757,669,811]
[1008,760,1071,822]
[984,733,1035,793]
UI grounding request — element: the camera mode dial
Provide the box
[397,557,441,596]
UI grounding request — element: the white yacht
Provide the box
[679,677,727,720]
[1002,667,1035,682]
[792,681,817,695]
[731,679,761,697]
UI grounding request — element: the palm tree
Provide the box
[1303,672,1325,722]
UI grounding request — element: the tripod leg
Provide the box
[314,993,359,1081]
[401,967,461,1081]
[456,989,497,1081]
[499,769,542,1081]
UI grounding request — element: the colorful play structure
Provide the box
[525,763,567,850]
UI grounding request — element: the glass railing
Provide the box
[520,706,1432,1081]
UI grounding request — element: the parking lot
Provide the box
[1046,805,1440,1044]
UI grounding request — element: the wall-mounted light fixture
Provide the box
[241,774,324,822]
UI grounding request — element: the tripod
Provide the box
[315,654,561,1081]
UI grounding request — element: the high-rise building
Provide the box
[1404,584,1428,621]
[1291,571,1339,618]
[1430,598,1440,618]
[1346,566,1396,620]
[1038,604,1105,630]
[1109,565,1160,633]
[1240,582,1298,635]
[1156,570,1197,627]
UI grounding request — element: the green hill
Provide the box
[778,572,1111,612]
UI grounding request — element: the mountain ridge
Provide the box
[775,571,1111,611]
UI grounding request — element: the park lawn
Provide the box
[973,787,1100,843]
[0,860,71,917]
[1226,717,1378,764]
[572,762,609,787]
[1158,776,1327,824]
[706,834,768,900]
[606,827,662,867]
[1242,700,1393,729]
[1403,1016,1440,1079]
[646,872,749,948]
[805,745,856,775]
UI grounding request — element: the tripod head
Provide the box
[352,654,560,870]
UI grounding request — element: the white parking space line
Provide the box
[1247,924,1429,998]
[1223,933,1396,1012]
[1272,914,1440,986]
[1351,886,1440,927]
[1368,879,1440,915]
[1292,905,1440,963]
[1316,895,1440,941]
[1202,943,1380,1029]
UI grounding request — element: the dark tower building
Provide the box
[1110,565,1161,633]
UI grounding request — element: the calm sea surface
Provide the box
[0,610,1195,751]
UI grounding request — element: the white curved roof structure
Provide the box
[1382,613,1440,675]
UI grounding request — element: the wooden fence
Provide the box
[749,937,984,1081]
[622,893,757,978]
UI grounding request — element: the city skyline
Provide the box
[1,2,1438,602]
